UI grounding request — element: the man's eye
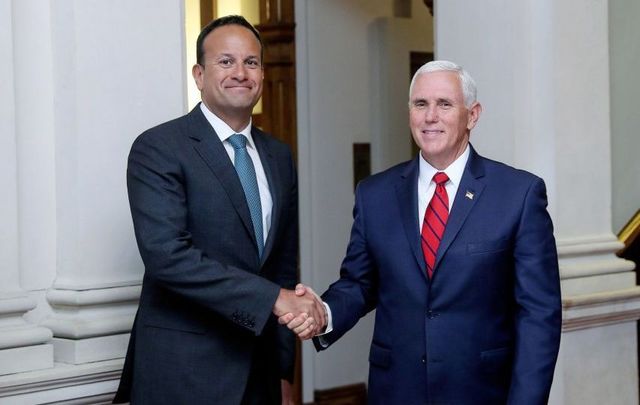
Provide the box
[219,59,234,66]
[246,60,260,67]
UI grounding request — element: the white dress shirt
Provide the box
[417,145,470,227]
[200,103,273,243]
[320,145,471,340]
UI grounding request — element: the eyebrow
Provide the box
[215,53,259,59]
[412,97,454,104]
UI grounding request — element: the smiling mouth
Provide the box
[422,129,444,134]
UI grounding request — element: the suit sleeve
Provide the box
[508,177,562,404]
[313,182,379,350]
[127,131,281,336]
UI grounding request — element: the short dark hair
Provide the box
[196,15,263,66]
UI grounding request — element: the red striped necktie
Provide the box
[421,172,449,279]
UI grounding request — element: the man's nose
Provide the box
[232,63,247,80]
[425,105,438,122]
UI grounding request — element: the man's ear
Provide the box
[192,64,204,90]
[467,102,482,130]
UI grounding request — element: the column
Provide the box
[36,0,187,364]
[436,0,639,403]
[0,0,53,376]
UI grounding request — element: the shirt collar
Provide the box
[200,102,255,149]
[418,144,470,187]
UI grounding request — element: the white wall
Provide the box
[0,0,19,290]
[610,0,640,233]
[296,0,433,400]
[436,0,555,188]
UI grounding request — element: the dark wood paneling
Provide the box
[256,0,297,161]
[199,0,216,28]
[311,383,367,405]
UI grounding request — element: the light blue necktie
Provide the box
[227,134,264,258]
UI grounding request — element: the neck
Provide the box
[202,101,251,133]
[422,140,469,170]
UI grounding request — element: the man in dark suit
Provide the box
[114,15,325,405]
[282,60,561,404]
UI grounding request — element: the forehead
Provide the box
[411,71,464,100]
[203,24,261,56]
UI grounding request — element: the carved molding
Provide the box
[0,293,52,350]
[562,287,640,331]
[43,285,140,339]
[0,358,122,400]
[557,235,635,279]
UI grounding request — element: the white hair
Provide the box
[409,60,477,108]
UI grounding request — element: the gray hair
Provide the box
[409,60,477,108]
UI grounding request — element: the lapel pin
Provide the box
[465,191,474,200]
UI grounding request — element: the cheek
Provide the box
[409,112,422,128]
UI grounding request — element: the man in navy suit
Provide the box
[283,60,561,404]
[114,15,325,404]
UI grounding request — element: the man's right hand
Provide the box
[276,284,327,340]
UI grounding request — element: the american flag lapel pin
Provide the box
[465,190,474,200]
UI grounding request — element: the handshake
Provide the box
[273,284,326,340]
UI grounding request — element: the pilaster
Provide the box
[36,0,185,365]
[0,0,54,376]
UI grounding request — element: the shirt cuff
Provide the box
[316,302,333,348]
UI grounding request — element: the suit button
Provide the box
[427,310,433,319]
[421,356,426,364]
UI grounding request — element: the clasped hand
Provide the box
[273,284,326,340]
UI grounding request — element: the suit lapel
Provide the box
[252,128,280,266]
[395,157,428,281]
[433,147,486,273]
[186,106,257,251]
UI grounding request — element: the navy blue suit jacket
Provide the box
[114,105,298,404]
[315,146,561,405]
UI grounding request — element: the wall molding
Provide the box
[562,287,640,331]
[0,359,122,401]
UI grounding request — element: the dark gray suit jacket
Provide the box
[114,105,298,404]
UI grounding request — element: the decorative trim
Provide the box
[562,309,640,332]
[0,294,53,349]
[50,279,141,291]
[556,235,635,279]
[557,235,624,257]
[563,287,640,308]
[45,393,115,405]
[43,286,140,339]
[46,285,140,306]
[0,359,122,398]
[562,287,640,331]
[313,383,367,405]
[560,258,635,279]
[0,327,53,349]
